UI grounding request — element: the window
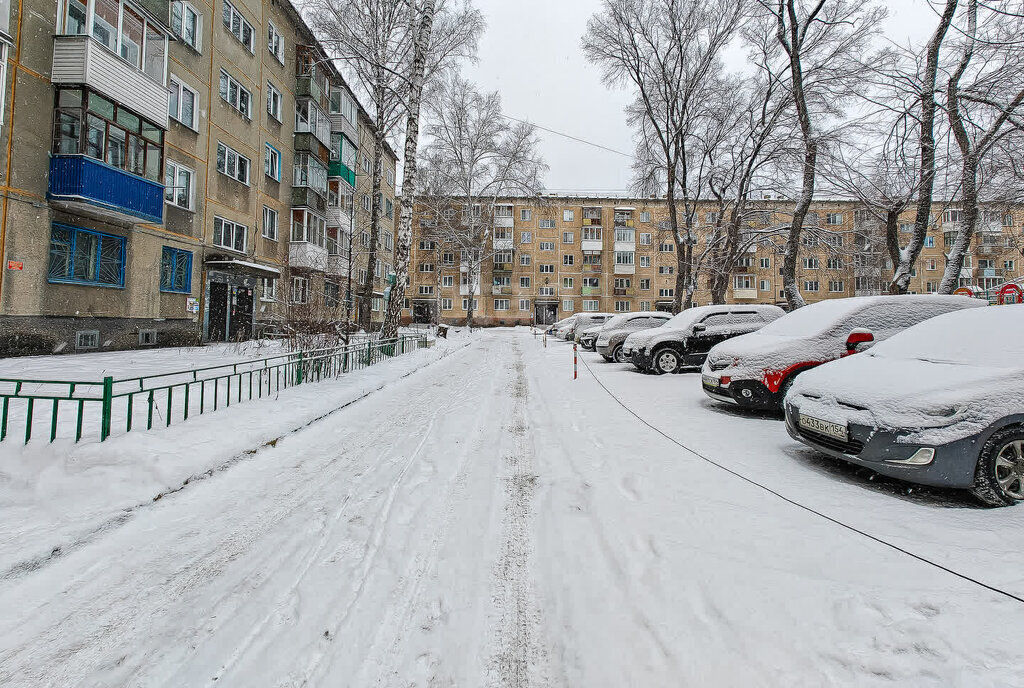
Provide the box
[615,228,635,243]
[925,281,937,293]
[1006,260,1016,271]
[362,195,371,212]
[52,88,164,182]
[76,331,100,349]
[639,256,651,268]
[494,299,510,311]
[387,169,395,186]
[737,257,754,269]
[160,246,192,293]
[493,275,511,287]
[925,258,936,271]
[164,160,193,210]
[639,233,652,245]
[323,281,340,308]
[216,142,250,184]
[266,81,282,121]
[943,209,964,224]
[520,277,531,288]
[261,278,277,301]
[213,216,247,252]
[168,75,198,129]
[291,276,309,304]
[264,143,281,181]
[520,254,531,266]
[419,285,434,296]
[539,219,556,229]
[562,299,574,311]
[615,301,630,312]
[219,70,252,118]
[442,275,454,287]
[171,1,202,51]
[924,236,936,248]
[826,213,844,225]
[760,279,770,291]
[419,263,434,272]
[519,298,530,311]
[61,0,168,81]
[267,21,284,63]
[614,278,631,289]
[615,251,635,266]
[639,278,650,290]
[521,209,532,221]
[222,0,254,51]
[539,286,555,296]
[658,265,674,275]
[658,288,674,297]
[803,280,820,292]
[442,298,453,310]
[419,240,435,250]
[733,274,755,290]
[539,264,554,274]
[659,242,674,253]
[639,211,651,223]
[385,198,394,219]
[441,252,455,264]
[48,224,125,287]
[262,206,278,240]
[520,232,532,244]
[563,254,574,266]
[802,257,820,270]
[563,231,574,244]
[563,210,575,222]
[829,280,845,292]
[583,300,599,311]
[540,241,554,251]
[462,298,478,311]
[826,257,843,270]
[562,277,574,288]
[760,257,771,269]
[899,222,913,234]
[293,152,328,195]
[493,205,513,218]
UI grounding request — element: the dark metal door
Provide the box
[208,282,229,342]
[230,287,254,341]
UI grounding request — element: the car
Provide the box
[577,324,605,351]
[594,312,673,362]
[551,316,578,339]
[784,306,1024,506]
[545,317,572,335]
[622,305,785,374]
[701,295,985,412]
[568,313,615,342]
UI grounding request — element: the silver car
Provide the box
[595,312,672,362]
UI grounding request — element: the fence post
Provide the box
[296,351,304,386]
[365,341,372,367]
[100,376,113,441]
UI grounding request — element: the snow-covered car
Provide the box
[623,305,785,374]
[701,295,985,411]
[595,312,673,362]
[551,316,578,339]
[784,306,1024,506]
[545,317,571,335]
[569,313,615,342]
[577,324,605,351]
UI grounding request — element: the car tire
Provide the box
[971,426,1024,507]
[612,345,626,363]
[601,355,613,362]
[652,347,681,375]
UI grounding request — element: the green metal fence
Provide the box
[0,335,428,445]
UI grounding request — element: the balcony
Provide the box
[48,155,163,224]
[492,285,510,295]
[733,288,758,300]
[290,241,329,271]
[460,284,480,296]
[613,288,635,297]
[493,238,514,251]
[327,254,349,276]
[296,75,330,112]
[979,267,1004,279]
[493,262,514,272]
[614,241,636,252]
[329,112,358,143]
[585,264,602,272]
[581,239,603,253]
[292,187,327,214]
[494,217,514,229]
[52,35,169,128]
[581,287,600,296]
[327,206,352,231]
[614,264,635,275]
[328,160,357,187]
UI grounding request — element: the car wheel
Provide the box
[601,355,613,362]
[971,427,1024,507]
[652,348,680,375]
[612,345,626,363]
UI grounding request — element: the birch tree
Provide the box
[752,0,883,309]
[417,75,546,328]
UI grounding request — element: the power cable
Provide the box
[576,352,1024,607]
[499,114,636,160]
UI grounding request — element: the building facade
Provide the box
[401,196,1024,327]
[0,0,396,355]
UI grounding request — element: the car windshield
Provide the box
[756,299,869,338]
[869,307,1024,368]
[663,306,719,330]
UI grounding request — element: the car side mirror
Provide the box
[846,329,874,353]
[692,323,707,333]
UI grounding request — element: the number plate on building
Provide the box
[799,414,848,442]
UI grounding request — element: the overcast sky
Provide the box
[461,0,941,193]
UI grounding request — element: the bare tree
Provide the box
[752,0,884,309]
[584,0,747,312]
[939,0,1024,293]
[417,75,546,328]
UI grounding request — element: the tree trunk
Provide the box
[359,81,388,330]
[892,0,958,294]
[380,0,437,339]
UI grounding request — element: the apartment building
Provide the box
[401,196,1024,326]
[0,0,396,354]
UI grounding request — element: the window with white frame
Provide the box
[539,286,555,296]
[583,300,599,311]
[216,142,250,184]
[219,69,251,118]
[519,298,530,311]
[441,298,453,310]
[222,0,254,51]
[520,254,531,266]
[639,256,651,268]
[638,278,650,290]
[614,278,631,288]
[639,211,651,223]
[261,277,277,301]
[615,301,630,312]
[615,251,634,266]
[494,205,513,218]
[520,276,531,288]
[563,210,575,222]
[659,266,674,275]
[659,242,674,253]
[583,277,599,288]
[562,299,574,311]
[264,143,281,181]
[659,288,674,297]
[563,254,574,266]
[262,206,278,240]
[829,280,845,292]
[563,231,574,243]
[213,216,247,252]
[639,301,651,311]
[266,81,282,121]
[361,195,371,212]
[291,276,309,304]
[803,280,820,292]
[826,213,844,225]
[562,277,573,288]
[639,233,652,245]
[168,75,198,129]
[267,21,284,63]
[539,219,556,229]
[462,298,478,310]
[521,209,532,221]
[802,257,820,269]
[733,274,754,290]
[539,264,554,273]
[419,263,434,272]
[520,231,532,244]
[760,279,770,291]
[759,257,771,269]
[171,1,202,51]
[164,160,193,210]
[540,241,554,251]
[826,257,843,270]
[494,299,510,311]
[387,169,395,186]
[419,285,434,295]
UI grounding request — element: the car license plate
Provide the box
[702,375,719,388]
[799,414,848,442]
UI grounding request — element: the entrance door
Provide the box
[208,282,229,342]
[412,301,433,323]
[535,303,558,325]
[230,287,254,341]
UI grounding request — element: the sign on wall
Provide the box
[6,260,22,271]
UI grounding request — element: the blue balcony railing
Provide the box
[48,155,164,224]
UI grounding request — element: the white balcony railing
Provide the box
[581,239,603,253]
[614,264,636,275]
[290,242,329,271]
[494,217,514,229]
[733,288,758,299]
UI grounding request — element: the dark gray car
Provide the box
[595,312,672,362]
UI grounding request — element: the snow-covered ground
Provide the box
[1,328,1022,686]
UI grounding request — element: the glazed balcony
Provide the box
[289,241,328,272]
[48,155,163,224]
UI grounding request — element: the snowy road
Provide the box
[2,329,1023,687]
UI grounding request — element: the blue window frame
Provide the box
[160,246,193,293]
[48,223,125,288]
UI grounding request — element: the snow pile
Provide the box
[0,332,464,571]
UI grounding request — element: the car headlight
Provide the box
[917,405,968,428]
